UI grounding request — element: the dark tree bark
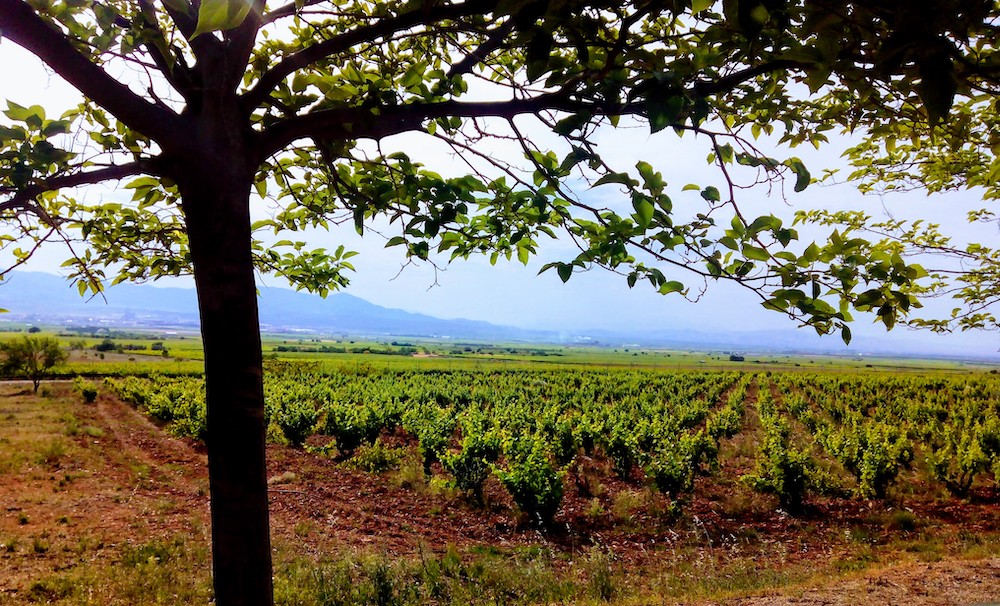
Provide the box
[174,116,273,606]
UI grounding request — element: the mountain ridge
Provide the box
[1,271,997,361]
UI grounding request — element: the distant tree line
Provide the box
[273,345,418,356]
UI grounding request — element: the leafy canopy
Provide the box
[0,335,67,392]
[1,0,998,339]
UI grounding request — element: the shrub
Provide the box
[270,397,320,448]
[494,439,565,526]
[348,440,405,473]
[74,377,99,403]
[644,430,715,499]
[441,411,500,502]
[741,418,813,513]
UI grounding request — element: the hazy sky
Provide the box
[1,39,997,357]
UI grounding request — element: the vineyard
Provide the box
[104,364,1000,526]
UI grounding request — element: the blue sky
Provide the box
[1,41,997,357]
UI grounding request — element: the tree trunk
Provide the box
[180,168,274,606]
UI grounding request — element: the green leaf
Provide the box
[691,0,712,13]
[658,280,684,295]
[784,158,811,192]
[192,0,253,38]
[801,243,819,264]
[517,245,530,265]
[593,172,637,188]
[525,30,554,82]
[742,244,769,261]
[162,0,190,12]
[701,186,721,202]
[840,325,852,345]
[557,264,573,283]
[632,195,654,229]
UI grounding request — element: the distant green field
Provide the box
[0,327,995,377]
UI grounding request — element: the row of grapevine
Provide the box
[105,367,1000,523]
[106,368,747,523]
[744,372,1000,505]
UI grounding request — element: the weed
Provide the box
[611,489,646,523]
[832,548,878,572]
[18,512,29,525]
[293,520,314,537]
[154,498,177,514]
[32,536,50,553]
[393,455,428,491]
[585,497,606,518]
[122,540,178,567]
[584,547,617,601]
[37,439,67,467]
[61,413,80,436]
[347,440,405,474]
[268,471,299,485]
[25,576,74,602]
[887,509,919,532]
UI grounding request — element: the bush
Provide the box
[494,439,565,526]
[74,377,99,403]
[347,440,405,473]
[441,427,500,502]
[741,418,813,513]
[644,430,714,499]
[270,397,320,448]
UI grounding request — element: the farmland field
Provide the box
[2,348,1000,604]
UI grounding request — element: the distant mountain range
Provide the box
[0,271,997,361]
[0,272,560,342]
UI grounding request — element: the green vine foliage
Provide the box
[493,437,566,527]
[107,366,1000,519]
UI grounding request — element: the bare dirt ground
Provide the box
[1,384,999,604]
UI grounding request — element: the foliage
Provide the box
[925,400,1000,496]
[106,365,1000,522]
[0,335,67,392]
[815,416,913,499]
[1,1,997,339]
[346,439,406,474]
[493,438,566,527]
[440,408,500,502]
[740,387,815,513]
[73,376,99,404]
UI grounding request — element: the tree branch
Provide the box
[261,0,328,25]
[243,0,496,111]
[693,59,809,97]
[0,0,187,149]
[136,0,196,98]
[258,94,580,157]
[0,162,156,214]
[224,0,266,94]
[445,18,516,80]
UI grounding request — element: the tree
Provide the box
[0,1,997,604]
[0,335,67,392]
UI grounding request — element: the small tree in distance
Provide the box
[0,335,67,393]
